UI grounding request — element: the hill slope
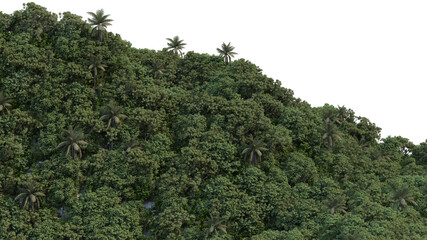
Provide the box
[0,3,426,239]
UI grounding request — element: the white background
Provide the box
[3,1,427,144]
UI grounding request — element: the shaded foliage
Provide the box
[0,3,425,239]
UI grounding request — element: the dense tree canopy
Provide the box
[0,3,425,239]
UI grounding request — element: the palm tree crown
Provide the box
[341,230,363,240]
[324,196,347,214]
[242,135,268,166]
[149,60,167,79]
[322,107,340,125]
[57,126,88,160]
[217,42,237,65]
[15,182,45,211]
[88,56,107,90]
[166,36,186,57]
[99,102,127,129]
[123,138,142,154]
[87,9,113,41]
[336,105,350,124]
[0,91,12,114]
[204,213,227,239]
[390,185,418,210]
[322,120,342,151]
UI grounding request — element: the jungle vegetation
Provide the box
[0,3,426,239]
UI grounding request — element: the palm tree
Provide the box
[57,126,88,160]
[149,60,167,79]
[323,107,340,124]
[166,36,186,57]
[370,147,391,162]
[204,213,227,239]
[123,138,142,154]
[322,121,342,151]
[421,183,427,202]
[336,105,349,124]
[340,230,362,240]
[0,91,12,114]
[324,196,347,214]
[242,135,268,166]
[88,56,107,90]
[15,182,45,211]
[99,102,127,129]
[390,185,418,210]
[87,9,113,41]
[217,42,237,65]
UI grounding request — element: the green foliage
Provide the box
[283,152,317,186]
[242,135,268,166]
[389,184,418,210]
[0,3,425,239]
[166,36,186,57]
[217,42,237,65]
[68,187,144,239]
[15,180,45,211]
[99,101,127,129]
[87,9,113,42]
[0,91,13,114]
[57,126,88,160]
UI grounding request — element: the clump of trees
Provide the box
[0,3,425,239]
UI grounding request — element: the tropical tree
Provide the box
[322,107,340,124]
[242,135,268,166]
[88,56,107,90]
[324,195,347,214]
[0,91,12,114]
[166,36,186,57]
[217,42,237,65]
[340,230,362,240]
[15,182,45,211]
[149,60,167,79]
[322,121,342,151]
[204,213,227,239]
[336,105,349,124]
[99,102,127,129]
[87,9,113,41]
[370,147,391,162]
[57,126,88,160]
[390,185,418,210]
[123,138,142,154]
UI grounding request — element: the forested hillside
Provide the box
[0,3,426,239]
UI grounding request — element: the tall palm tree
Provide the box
[390,185,418,210]
[0,91,12,114]
[204,213,227,239]
[324,196,347,214]
[242,135,268,166]
[166,36,186,57]
[217,42,237,65]
[88,56,107,90]
[15,182,45,211]
[57,126,88,160]
[99,102,127,129]
[322,121,342,151]
[87,9,113,41]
